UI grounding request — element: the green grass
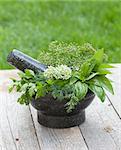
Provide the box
[0,1,121,69]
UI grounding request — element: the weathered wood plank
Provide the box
[79,97,121,150]
[0,70,88,150]
[107,64,121,118]
[0,65,121,150]
[0,95,17,150]
[30,105,88,150]
[0,70,40,150]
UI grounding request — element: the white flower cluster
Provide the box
[44,65,72,80]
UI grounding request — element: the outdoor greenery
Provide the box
[9,43,114,112]
[0,1,121,69]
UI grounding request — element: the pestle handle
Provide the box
[7,50,47,73]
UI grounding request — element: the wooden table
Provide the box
[0,64,121,150]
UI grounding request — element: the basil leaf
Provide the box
[79,59,96,81]
[89,84,106,102]
[96,76,114,94]
[93,49,104,65]
[70,77,78,85]
[74,81,88,99]
[98,64,115,69]
[98,69,112,75]
[85,72,99,81]
[88,76,114,95]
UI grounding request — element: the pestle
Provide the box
[7,50,47,73]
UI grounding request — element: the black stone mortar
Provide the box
[7,50,95,128]
[31,91,95,128]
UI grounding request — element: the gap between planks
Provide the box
[107,64,121,119]
[0,65,121,150]
[79,96,121,150]
[0,70,88,150]
[29,105,88,150]
[0,92,41,150]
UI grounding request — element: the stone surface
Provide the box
[37,110,85,128]
[7,49,47,72]
[31,92,95,128]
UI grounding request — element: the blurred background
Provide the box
[0,0,121,69]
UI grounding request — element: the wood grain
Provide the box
[0,70,40,150]
[0,65,121,150]
[30,105,88,150]
[79,97,121,150]
[107,64,121,118]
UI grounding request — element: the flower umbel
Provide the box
[44,65,72,80]
[43,66,56,79]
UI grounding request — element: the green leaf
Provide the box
[98,69,112,75]
[52,90,64,101]
[28,83,36,97]
[14,82,22,92]
[85,72,99,81]
[18,72,25,78]
[66,95,79,113]
[54,79,68,87]
[69,77,78,85]
[89,84,106,102]
[79,59,96,81]
[25,69,35,78]
[93,49,104,65]
[17,92,31,105]
[20,83,28,92]
[9,85,15,93]
[17,93,27,105]
[74,81,88,99]
[88,76,114,95]
[98,64,115,69]
[36,82,44,98]
[46,79,54,85]
[9,78,17,82]
[97,63,113,75]
[96,76,114,94]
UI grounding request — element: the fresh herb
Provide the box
[38,41,100,70]
[9,44,114,112]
